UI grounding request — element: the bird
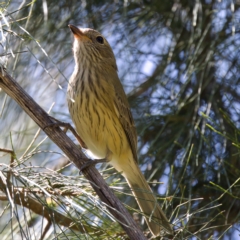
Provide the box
[67,24,173,236]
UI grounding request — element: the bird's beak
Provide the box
[68,24,90,42]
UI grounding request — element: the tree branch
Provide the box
[0,68,147,240]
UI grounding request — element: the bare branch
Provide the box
[0,68,147,240]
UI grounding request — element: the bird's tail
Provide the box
[122,161,173,236]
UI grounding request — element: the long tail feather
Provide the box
[123,161,173,236]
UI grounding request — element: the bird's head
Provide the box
[69,24,117,71]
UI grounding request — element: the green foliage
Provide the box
[0,0,240,239]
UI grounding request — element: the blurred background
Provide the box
[0,0,240,239]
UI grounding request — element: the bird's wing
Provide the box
[111,74,138,163]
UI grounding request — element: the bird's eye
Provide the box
[96,36,104,44]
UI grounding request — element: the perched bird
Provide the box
[67,24,173,236]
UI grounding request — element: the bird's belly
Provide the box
[76,117,107,159]
[68,94,127,161]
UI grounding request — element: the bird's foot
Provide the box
[79,158,107,173]
[44,116,87,148]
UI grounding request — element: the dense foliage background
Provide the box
[0,0,240,239]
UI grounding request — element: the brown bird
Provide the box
[67,24,173,236]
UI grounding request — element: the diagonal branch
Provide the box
[0,68,147,240]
